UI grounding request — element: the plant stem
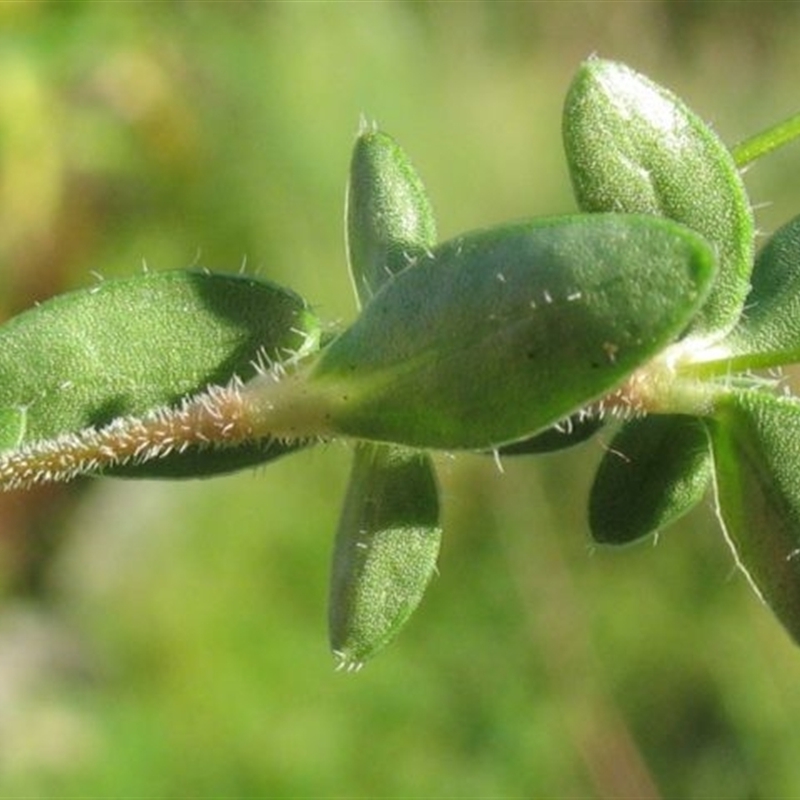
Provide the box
[732,111,800,166]
[591,347,728,421]
[0,370,334,492]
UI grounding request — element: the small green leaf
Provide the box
[309,214,716,450]
[707,390,800,644]
[715,214,800,369]
[563,57,754,339]
[0,270,320,477]
[347,126,436,300]
[329,444,441,669]
[589,415,711,545]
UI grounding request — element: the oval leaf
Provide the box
[309,214,716,450]
[708,390,800,644]
[563,57,753,340]
[347,127,436,302]
[329,444,441,669]
[0,270,320,477]
[590,415,711,545]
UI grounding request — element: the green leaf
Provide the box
[707,390,800,644]
[331,126,441,667]
[329,444,441,669]
[346,126,436,301]
[715,214,800,369]
[0,270,320,477]
[589,415,711,545]
[309,214,716,450]
[563,57,754,340]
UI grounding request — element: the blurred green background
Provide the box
[1,2,800,797]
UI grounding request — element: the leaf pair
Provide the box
[328,127,442,669]
[562,58,753,545]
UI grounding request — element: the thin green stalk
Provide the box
[732,111,800,167]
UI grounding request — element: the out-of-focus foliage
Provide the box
[2,2,800,797]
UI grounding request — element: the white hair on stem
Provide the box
[0,368,332,492]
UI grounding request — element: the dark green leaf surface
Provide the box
[708,390,800,644]
[590,415,711,545]
[563,57,753,339]
[718,214,800,369]
[0,270,320,476]
[310,214,716,450]
[329,444,441,668]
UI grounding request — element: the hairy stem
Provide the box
[0,369,334,491]
[587,346,727,422]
